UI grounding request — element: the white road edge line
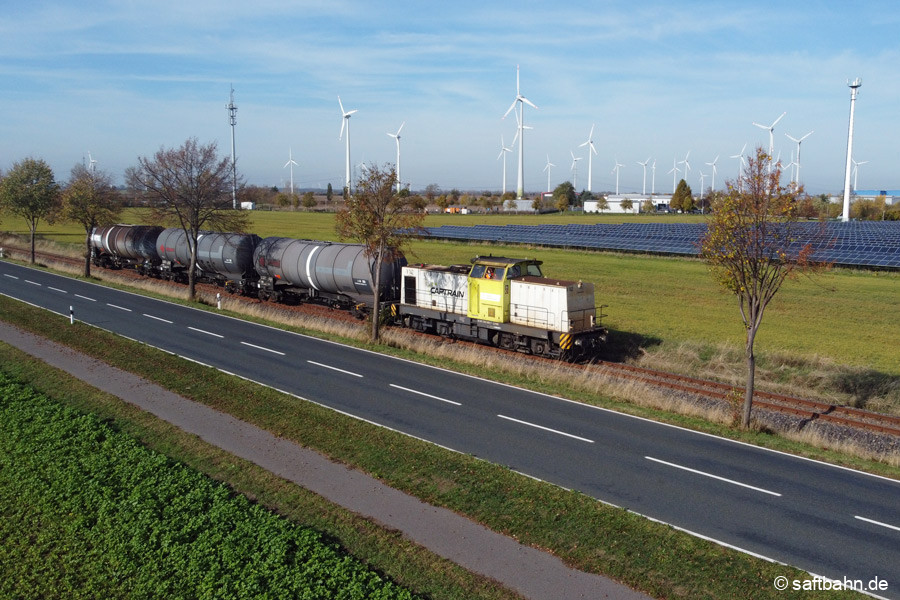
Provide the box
[854,515,900,532]
[188,326,224,339]
[308,360,363,378]
[390,384,461,406]
[241,341,286,356]
[645,456,782,497]
[143,313,173,324]
[107,303,131,312]
[74,294,96,301]
[497,414,594,443]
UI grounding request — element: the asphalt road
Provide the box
[2,260,898,598]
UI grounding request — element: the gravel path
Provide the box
[0,321,649,600]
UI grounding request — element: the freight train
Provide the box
[90,224,607,360]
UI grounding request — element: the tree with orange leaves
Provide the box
[700,147,827,428]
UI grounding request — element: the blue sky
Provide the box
[2,1,898,195]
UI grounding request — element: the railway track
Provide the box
[4,242,900,439]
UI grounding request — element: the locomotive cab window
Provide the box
[526,263,543,277]
[470,264,486,278]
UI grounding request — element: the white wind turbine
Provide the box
[338,96,357,193]
[387,121,405,193]
[752,111,786,173]
[668,157,681,193]
[502,65,537,199]
[570,151,582,190]
[543,154,555,193]
[87,151,97,174]
[651,159,657,196]
[284,147,299,198]
[679,151,691,186]
[637,157,651,196]
[785,131,813,185]
[705,155,719,192]
[699,172,708,201]
[730,143,747,191]
[611,158,624,195]
[578,124,598,193]
[497,135,514,195]
[852,158,868,191]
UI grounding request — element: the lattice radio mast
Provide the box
[226,85,238,209]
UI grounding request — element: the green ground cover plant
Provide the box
[0,371,418,600]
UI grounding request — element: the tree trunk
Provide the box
[83,229,92,278]
[29,221,36,264]
[188,233,198,301]
[741,326,758,428]
[371,245,383,342]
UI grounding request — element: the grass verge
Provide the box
[0,294,873,599]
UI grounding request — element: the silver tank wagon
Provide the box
[156,228,260,282]
[91,225,163,268]
[252,237,406,306]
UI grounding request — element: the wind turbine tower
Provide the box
[284,148,298,198]
[651,159,657,196]
[543,154,555,193]
[730,143,747,191]
[785,131,813,185]
[637,157,651,196]
[226,86,238,209]
[497,135,513,195]
[502,66,537,200]
[668,157,680,193]
[841,78,862,222]
[578,124,598,193]
[387,122,405,193]
[338,96,358,195]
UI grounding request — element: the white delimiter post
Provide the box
[841,78,862,222]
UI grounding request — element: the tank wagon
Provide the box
[253,237,406,310]
[90,225,163,271]
[155,228,260,287]
[395,255,605,360]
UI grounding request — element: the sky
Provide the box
[2,1,898,196]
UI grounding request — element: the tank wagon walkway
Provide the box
[0,321,649,600]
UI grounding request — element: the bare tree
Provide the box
[335,163,424,341]
[126,138,249,300]
[60,163,122,277]
[0,158,59,264]
[700,147,826,428]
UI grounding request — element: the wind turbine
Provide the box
[570,151,582,190]
[705,155,719,192]
[668,157,681,193]
[785,131,813,185]
[543,154,555,193]
[387,121,405,193]
[851,158,868,191]
[87,151,97,174]
[502,65,537,200]
[679,151,691,186]
[651,159,657,196]
[730,143,747,191]
[338,96,357,194]
[578,124,598,193]
[611,158,624,195]
[752,111,786,173]
[699,172,708,201]
[283,148,298,198]
[497,135,514,195]
[637,157,651,196]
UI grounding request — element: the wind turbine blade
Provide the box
[397,121,405,135]
[578,139,589,148]
[800,130,813,141]
[772,111,786,127]
[520,96,537,110]
[339,118,346,140]
[752,122,769,130]
[502,100,518,119]
[338,96,345,114]
[346,109,358,117]
[590,141,598,155]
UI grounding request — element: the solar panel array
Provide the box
[421,222,900,269]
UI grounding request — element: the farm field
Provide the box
[0,370,418,600]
